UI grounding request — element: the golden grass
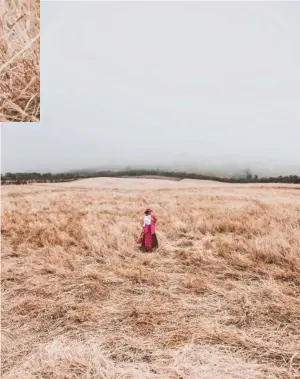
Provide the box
[0,0,40,122]
[2,179,300,378]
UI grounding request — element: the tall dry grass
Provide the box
[0,0,40,122]
[1,180,300,378]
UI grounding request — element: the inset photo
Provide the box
[0,0,40,122]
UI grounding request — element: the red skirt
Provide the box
[142,226,158,251]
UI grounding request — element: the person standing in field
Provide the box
[141,208,158,252]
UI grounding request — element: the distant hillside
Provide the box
[2,169,300,185]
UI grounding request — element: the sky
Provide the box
[1,1,300,175]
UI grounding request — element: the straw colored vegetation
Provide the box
[0,0,40,122]
[2,178,300,378]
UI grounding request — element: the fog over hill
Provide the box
[1,2,300,177]
[2,161,300,178]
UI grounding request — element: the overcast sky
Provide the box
[2,1,300,175]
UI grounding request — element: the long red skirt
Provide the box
[142,230,158,252]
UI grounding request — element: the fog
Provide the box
[1,1,300,175]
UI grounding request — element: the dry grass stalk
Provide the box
[0,0,40,122]
[1,178,300,378]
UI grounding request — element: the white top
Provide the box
[143,215,151,226]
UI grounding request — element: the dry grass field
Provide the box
[0,0,40,122]
[2,178,300,378]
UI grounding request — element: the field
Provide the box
[2,178,300,378]
[0,0,40,122]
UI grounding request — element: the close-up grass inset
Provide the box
[0,0,40,122]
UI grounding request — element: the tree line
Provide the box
[1,169,300,185]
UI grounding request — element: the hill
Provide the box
[2,178,300,378]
